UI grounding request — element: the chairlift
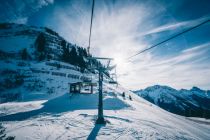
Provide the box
[108,66,118,85]
[82,71,98,93]
[109,80,118,84]
[69,82,97,94]
[109,74,118,85]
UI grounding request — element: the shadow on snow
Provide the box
[87,124,105,140]
[0,93,129,121]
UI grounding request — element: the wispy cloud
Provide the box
[122,42,210,90]
[47,1,210,90]
[1,0,209,90]
[140,16,210,36]
[54,0,151,58]
[0,0,54,24]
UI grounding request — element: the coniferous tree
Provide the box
[21,48,28,60]
[69,47,78,65]
[78,56,86,72]
[61,42,99,72]
[61,40,66,48]
[36,33,46,52]
[84,48,88,57]
[35,33,46,61]
[76,47,87,72]
[62,43,70,62]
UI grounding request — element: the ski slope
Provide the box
[1,84,210,140]
[0,23,210,139]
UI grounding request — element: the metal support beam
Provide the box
[96,69,106,124]
[87,56,114,124]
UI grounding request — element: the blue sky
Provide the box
[0,0,210,90]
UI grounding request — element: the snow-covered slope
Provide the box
[0,85,210,140]
[1,23,210,139]
[0,23,94,103]
[0,58,88,103]
[134,85,210,118]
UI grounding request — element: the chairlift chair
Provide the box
[108,64,118,85]
[109,73,118,84]
[109,80,118,84]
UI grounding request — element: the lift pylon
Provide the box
[87,57,113,124]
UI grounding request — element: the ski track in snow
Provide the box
[0,84,210,140]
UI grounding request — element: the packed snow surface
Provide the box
[0,85,210,140]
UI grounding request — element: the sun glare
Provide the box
[112,54,129,74]
[113,54,124,66]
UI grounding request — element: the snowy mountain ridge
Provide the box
[134,85,210,118]
[0,22,100,103]
[0,23,210,139]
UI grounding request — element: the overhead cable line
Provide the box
[87,0,95,55]
[127,19,210,60]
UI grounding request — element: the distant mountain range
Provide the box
[134,85,210,118]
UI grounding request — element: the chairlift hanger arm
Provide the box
[86,56,114,60]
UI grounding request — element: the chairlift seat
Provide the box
[109,81,118,84]
[69,82,97,94]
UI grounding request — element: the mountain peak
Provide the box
[144,85,176,92]
[135,85,210,118]
[190,86,202,92]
